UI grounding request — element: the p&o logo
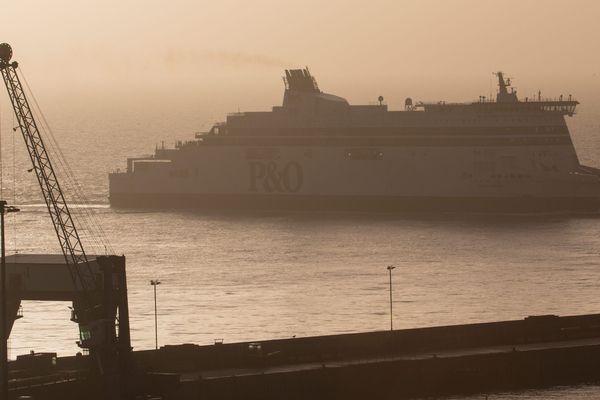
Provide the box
[248,161,303,193]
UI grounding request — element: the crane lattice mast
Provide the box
[0,44,96,303]
[0,43,131,400]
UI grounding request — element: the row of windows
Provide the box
[489,173,532,179]
[227,125,568,137]
[462,172,533,180]
[345,149,384,160]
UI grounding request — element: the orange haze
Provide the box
[1,0,599,118]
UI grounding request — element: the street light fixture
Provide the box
[0,200,19,399]
[150,280,161,350]
[386,265,396,331]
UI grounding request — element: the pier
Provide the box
[7,313,600,399]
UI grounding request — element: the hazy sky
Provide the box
[2,0,600,114]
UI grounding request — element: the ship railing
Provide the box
[470,95,578,104]
[417,99,578,116]
[418,97,578,106]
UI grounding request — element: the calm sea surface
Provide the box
[1,96,600,399]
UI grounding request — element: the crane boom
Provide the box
[0,44,96,296]
[0,43,131,399]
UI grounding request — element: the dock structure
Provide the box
[7,313,600,399]
[4,254,130,342]
[4,254,131,399]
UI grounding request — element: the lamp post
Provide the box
[150,280,161,350]
[386,265,395,331]
[0,200,19,399]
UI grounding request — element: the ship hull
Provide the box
[109,142,600,213]
[108,192,600,213]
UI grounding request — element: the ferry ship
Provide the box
[109,69,600,212]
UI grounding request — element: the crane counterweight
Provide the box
[0,43,12,64]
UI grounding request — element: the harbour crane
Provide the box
[0,43,130,399]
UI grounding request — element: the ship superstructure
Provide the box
[109,69,600,212]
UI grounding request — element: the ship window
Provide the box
[345,148,384,160]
